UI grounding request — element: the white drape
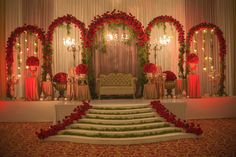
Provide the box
[3,0,236,97]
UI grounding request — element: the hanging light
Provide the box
[63,36,75,47]
[159,35,171,46]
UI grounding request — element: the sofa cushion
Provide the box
[100,73,133,86]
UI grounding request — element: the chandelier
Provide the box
[159,34,171,46]
[105,32,129,42]
[63,36,75,47]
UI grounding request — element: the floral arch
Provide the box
[185,22,226,96]
[45,14,87,80]
[86,10,149,97]
[145,15,185,78]
[5,24,46,97]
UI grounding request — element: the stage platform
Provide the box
[0,96,236,122]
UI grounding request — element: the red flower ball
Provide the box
[53,72,67,84]
[163,71,177,81]
[26,56,39,66]
[187,53,199,64]
[75,64,88,75]
[144,63,157,73]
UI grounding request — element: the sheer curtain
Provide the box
[1,0,236,99]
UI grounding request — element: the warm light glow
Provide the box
[203,67,207,71]
[34,51,37,55]
[211,29,214,33]
[19,59,22,63]
[159,35,171,46]
[195,31,198,34]
[193,40,197,43]
[34,42,37,46]
[20,51,23,54]
[26,48,29,51]
[203,40,205,43]
[106,33,114,41]
[26,66,29,69]
[25,39,28,42]
[205,56,208,60]
[194,49,197,52]
[211,66,214,69]
[209,57,212,60]
[202,47,205,51]
[63,36,75,47]
[16,43,20,46]
[17,67,21,70]
[203,30,207,33]
[17,74,21,78]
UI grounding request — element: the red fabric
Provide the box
[188,74,201,98]
[25,77,39,100]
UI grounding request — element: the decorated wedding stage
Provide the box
[2,10,233,144]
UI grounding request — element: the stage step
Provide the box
[47,103,197,144]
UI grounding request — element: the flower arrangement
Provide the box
[75,64,88,75]
[151,100,203,136]
[36,101,91,139]
[143,63,157,73]
[26,56,40,66]
[53,72,68,84]
[187,53,199,64]
[163,71,177,81]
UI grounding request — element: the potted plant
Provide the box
[75,64,88,85]
[187,53,199,74]
[26,56,39,77]
[144,63,157,84]
[53,72,67,98]
[163,71,177,97]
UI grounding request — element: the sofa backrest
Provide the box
[99,73,133,86]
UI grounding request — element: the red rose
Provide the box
[187,53,199,64]
[163,71,177,81]
[26,56,39,66]
[75,64,88,75]
[144,63,157,73]
[53,72,67,83]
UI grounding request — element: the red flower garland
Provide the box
[26,56,40,66]
[86,10,148,48]
[185,22,226,96]
[36,101,92,139]
[163,71,177,81]
[144,63,157,73]
[5,24,46,97]
[150,101,203,136]
[145,15,185,78]
[53,72,68,84]
[187,53,199,64]
[75,64,88,75]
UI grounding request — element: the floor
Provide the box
[0,119,236,157]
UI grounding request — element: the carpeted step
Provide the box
[59,127,182,137]
[78,117,164,125]
[69,122,171,131]
[47,132,197,145]
[84,112,157,120]
[88,107,153,115]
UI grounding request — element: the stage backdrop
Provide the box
[0,0,235,98]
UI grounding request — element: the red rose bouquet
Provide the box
[187,53,199,64]
[26,56,39,66]
[75,64,88,75]
[53,72,67,84]
[163,71,177,81]
[143,63,157,73]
